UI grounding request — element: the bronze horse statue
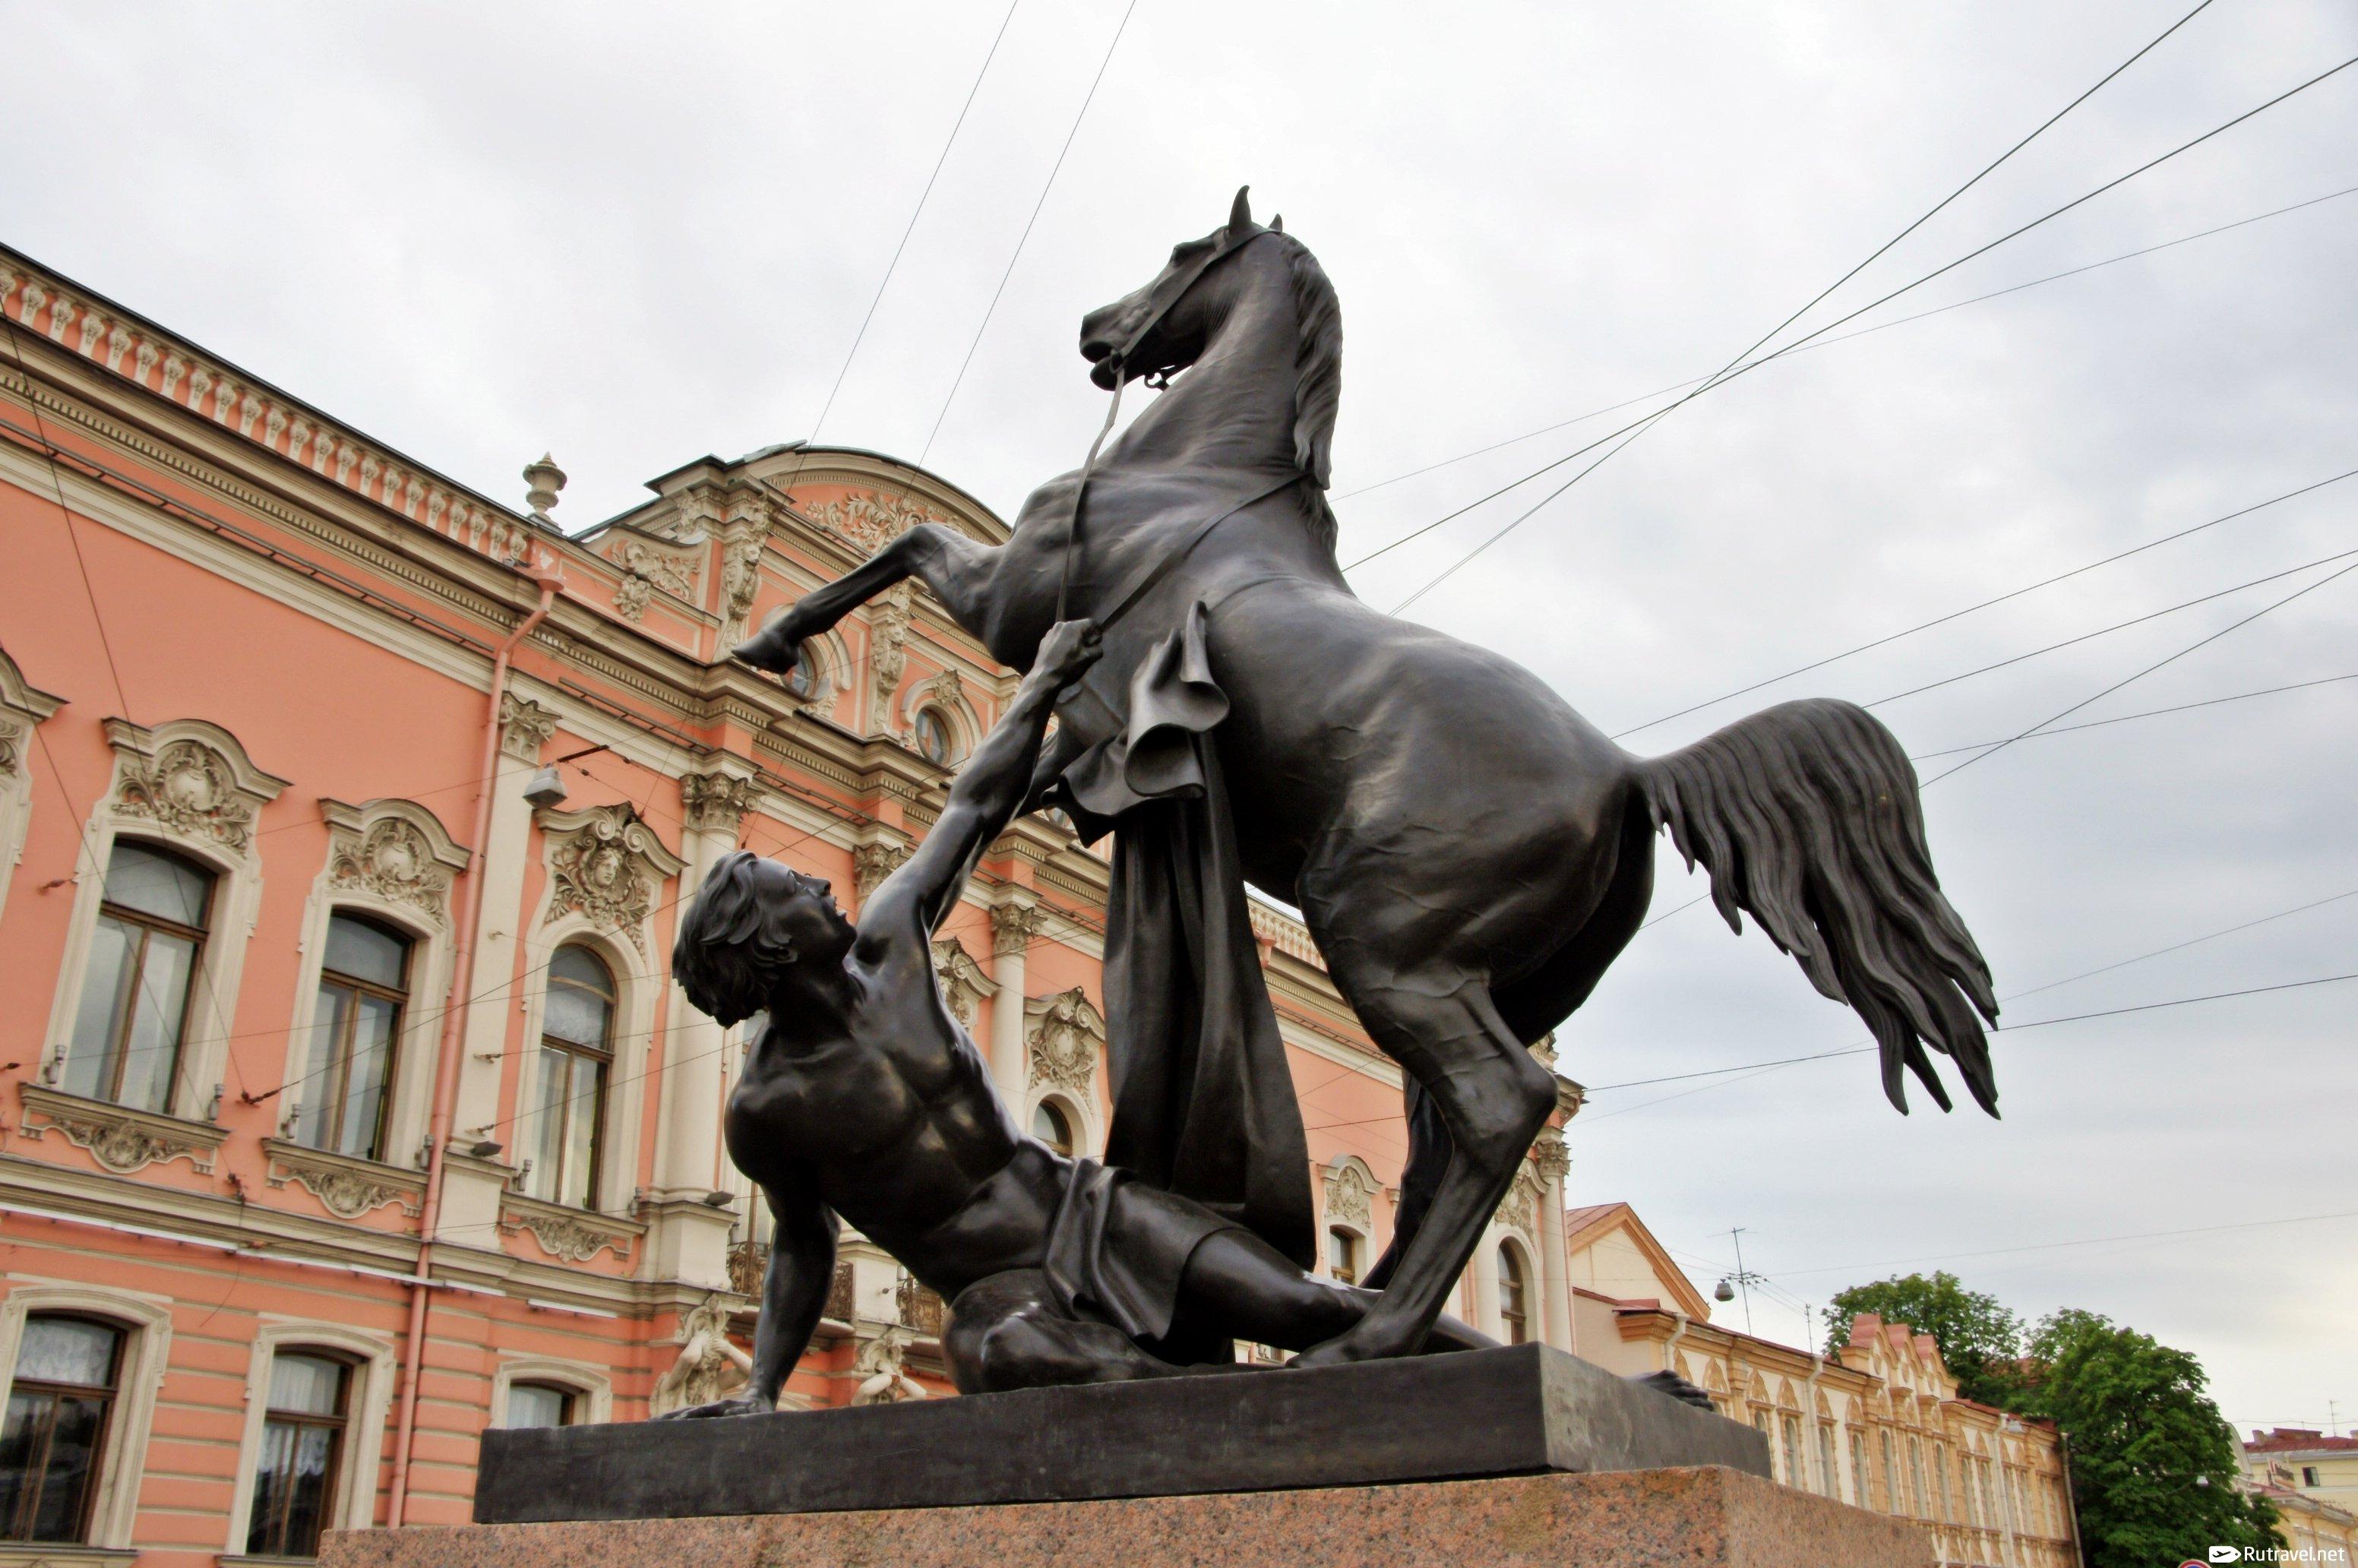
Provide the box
[737,188,1998,1367]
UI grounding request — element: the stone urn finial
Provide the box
[523,453,567,522]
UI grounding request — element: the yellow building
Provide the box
[2244,1428,2358,1560]
[1564,1204,2081,1568]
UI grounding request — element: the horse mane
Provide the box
[1279,234,1343,556]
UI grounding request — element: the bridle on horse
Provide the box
[1054,202,1284,626]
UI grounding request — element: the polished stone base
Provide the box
[327,1468,1935,1568]
[474,1344,1765,1524]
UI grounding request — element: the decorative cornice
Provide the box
[261,1137,425,1220]
[319,797,469,925]
[1531,1125,1571,1181]
[930,937,997,1029]
[498,1190,643,1263]
[2,259,544,572]
[17,1083,226,1176]
[536,804,686,957]
[1025,987,1105,1092]
[1323,1161,1376,1231]
[103,716,289,855]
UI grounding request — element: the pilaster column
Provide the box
[443,693,559,1241]
[988,900,1044,1103]
[656,769,763,1196]
[1532,1125,1575,1352]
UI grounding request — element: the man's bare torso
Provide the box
[723,935,1066,1299]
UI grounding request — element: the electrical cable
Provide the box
[1908,671,2358,760]
[918,0,1143,465]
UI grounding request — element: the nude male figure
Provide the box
[662,619,1487,1415]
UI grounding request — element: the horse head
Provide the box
[1077,187,1342,489]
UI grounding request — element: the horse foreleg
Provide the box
[734,524,1000,671]
[1291,974,1554,1367]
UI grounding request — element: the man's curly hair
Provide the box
[672,851,801,1027]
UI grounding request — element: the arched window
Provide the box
[245,1351,351,1560]
[295,913,411,1162]
[1030,1100,1074,1158]
[529,947,615,1209]
[503,1382,576,1429]
[0,1315,125,1544]
[1326,1227,1361,1285]
[912,707,954,766]
[1497,1242,1529,1345]
[785,644,821,700]
[63,841,214,1112]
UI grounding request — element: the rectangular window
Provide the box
[1781,1414,1805,1491]
[502,1383,574,1429]
[247,1352,349,1560]
[2303,1465,2321,1487]
[64,842,213,1113]
[1880,1430,1896,1512]
[527,949,614,1209]
[1816,1424,1838,1499]
[0,1317,125,1544]
[1851,1430,1870,1507]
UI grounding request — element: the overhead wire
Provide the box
[1908,671,2358,760]
[918,0,1143,466]
[1334,181,2358,506]
[1365,50,2358,605]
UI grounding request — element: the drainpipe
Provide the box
[386,556,563,1528]
[2055,1428,2088,1568]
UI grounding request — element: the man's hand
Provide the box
[653,1392,777,1421]
[1033,618,1103,688]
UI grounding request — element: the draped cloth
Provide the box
[1045,599,1316,1274]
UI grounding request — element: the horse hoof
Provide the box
[1288,1328,1410,1368]
[733,621,804,673]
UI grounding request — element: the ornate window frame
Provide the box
[1320,1155,1379,1278]
[896,667,980,766]
[40,718,288,1124]
[264,799,469,1209]
[0,645,67,928]
[516,804,681,1220]
[222,1320,396,1554]
[0,1280,174,1554]
[1022,988,1104,1156]
[488,1354,613,1428]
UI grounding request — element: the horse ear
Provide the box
[1270,213,1284,232]
[1229,185,1253,232]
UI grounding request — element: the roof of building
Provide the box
[1562,1200,1714,1320]
[2248,1428,2358,1455]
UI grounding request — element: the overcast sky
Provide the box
[9,0,2353,1430]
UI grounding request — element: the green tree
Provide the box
[1823,1271,2026,1408]
[2024,1309,2283,1568]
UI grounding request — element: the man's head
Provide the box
[672,851,853,1026]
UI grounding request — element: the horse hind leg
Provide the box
[1292,969,1556,1367]
[734,523,1004,669]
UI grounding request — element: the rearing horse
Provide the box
[737,188,1999,1367]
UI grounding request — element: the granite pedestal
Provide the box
[475,1345,1762,1522]
[327,1468,1936,1568]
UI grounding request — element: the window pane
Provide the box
[280,1424,337,1557]
[267,1354,346,1417]
[103,841,212,927]
[62,916,138,1102]
[117,928,198,1114]
[3,1391,106,1544]
[523,1047,564,1203]
[0,1389,49,1538]
[246,1419,296,1555]
[15,1320,121,1388]
[338,995,400,1161]
[548,946,612,997]
[295,983,353,1150]
[504,1383,571,1429]
[564,1054,604,1207]
[1030,1102,1072,1155]
[324,915,407,991]
[542,982,610,1048]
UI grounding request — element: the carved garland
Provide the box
[114,738,253,850]
[1494,1165,1544,1237]
[931,937,997,1029]
[510,1209,636,1264]
[18,1086,223,1176]
[264,1140,423,1219]
[327,815,454,923]
[852,839,913,899]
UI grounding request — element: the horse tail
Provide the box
[1632,699,2000,1116]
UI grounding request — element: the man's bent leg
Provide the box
[1175,1231,1497,1355]
[944,1270,1191,1394]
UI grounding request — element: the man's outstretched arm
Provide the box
[658,1172,836,1418]
[861,620,1100,944]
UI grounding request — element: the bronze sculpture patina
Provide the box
[733,189,1998,1372]
[664,620,1497,1413]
